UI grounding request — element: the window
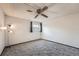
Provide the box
[30,21,42,33]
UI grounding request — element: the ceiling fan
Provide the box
[26,6,48,18]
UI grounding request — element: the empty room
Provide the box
[0,3,79,56]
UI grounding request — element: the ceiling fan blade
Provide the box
[34,14,39,18]
[42,6,48,12]
[41,14,48,18]
[26,10,33,12]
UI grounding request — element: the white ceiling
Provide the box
[0,3,79,21]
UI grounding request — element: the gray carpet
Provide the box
[1,39,79,56]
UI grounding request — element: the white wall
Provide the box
[42,13,79,48]
[0,9,5,54]
[5,16,41,46]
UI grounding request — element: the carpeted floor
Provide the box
[1,39,79,56]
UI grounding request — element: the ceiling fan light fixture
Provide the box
[26,5,48,18]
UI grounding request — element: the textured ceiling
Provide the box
[0,3,79,21]
[26,3,55,9]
